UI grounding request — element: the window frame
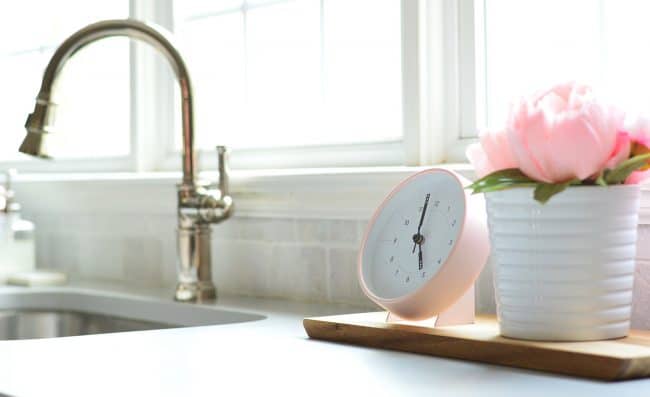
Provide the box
[443,0,481,163]
[2,0,480,173]
[150,0,480,171]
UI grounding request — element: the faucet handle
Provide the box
[216,146,230,197]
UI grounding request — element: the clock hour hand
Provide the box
[418,244,423,270]
[412,193,431,253]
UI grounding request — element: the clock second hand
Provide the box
[412,193,431,253]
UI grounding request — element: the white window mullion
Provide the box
[242,1,250,149]
[130,0,176,172]
[401,0,424,166]
[457,0,479,140]
[319,0,326,128]
[403,0,464,166]
[444,0,479,163]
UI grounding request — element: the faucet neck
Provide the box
[35,19,196,184]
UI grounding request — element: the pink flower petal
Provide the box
[466,143,491,178]
[505,82,623,183]
[508,108,553,182]
[604,131,631,170]
[466,129,519,178]
[626,169,650,185]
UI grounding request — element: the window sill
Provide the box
[13,165,650,222]
[12,164,474,220]
[12,163,475,186]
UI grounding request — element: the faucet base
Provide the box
[175,225,217,302]
[175,281,216,302]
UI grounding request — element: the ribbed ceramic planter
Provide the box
[486,185,641,341]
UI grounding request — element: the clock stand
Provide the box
[385,285,475,327]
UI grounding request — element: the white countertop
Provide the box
[0,284,649,397]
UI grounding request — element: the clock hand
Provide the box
[412,193,431,253]
[418,244,423,271]
[417,193,431,232]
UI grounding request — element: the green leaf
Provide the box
[595,172,607,187]
[533,179,580,204]
[604,153,650,184]
[467,168,537,194]
[471,181,537,194]
[467,169,585,204]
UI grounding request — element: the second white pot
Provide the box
[486,184,641,341]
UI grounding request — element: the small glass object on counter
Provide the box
[0,169,35,282]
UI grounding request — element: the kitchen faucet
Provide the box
[18,19,233,302]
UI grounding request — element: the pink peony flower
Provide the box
[466,129,518,178]
[604,131,631,171]
[507,82,625,183]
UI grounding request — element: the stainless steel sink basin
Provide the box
[0,288,265,341]
[0,310,175,340]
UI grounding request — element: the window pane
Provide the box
[245,0,321,147]
[0,53,49,161]
[323,0,402,144]
[174,0,403,151]
[174,0,243,21]
[0,1,129,161]
[176,13,246,149]
[482,0,601,129]
[53,37,131,157]
[600,0,650,116]
[481,0,650,132]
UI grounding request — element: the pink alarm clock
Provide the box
[358,168,490,321]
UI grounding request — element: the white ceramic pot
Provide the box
[486,184,641,341]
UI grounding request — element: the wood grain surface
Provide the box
[303,312,650,381]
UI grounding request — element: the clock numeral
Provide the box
[421,271,426,278]
[404,219,410,226]
[392,237,398,245]
[434,200,440,208]
[394,269,399,276]
[447,205,451,212]
[451,219,456,227]
[389,255,394,263]
[437,258,442,264]
[418,206,424,213]
[405,276,410,283]
[449,239,453,246]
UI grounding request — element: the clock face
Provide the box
[361,171,465,300]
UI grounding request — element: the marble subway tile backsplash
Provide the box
[26,209,650,325]
[28,212,379,309]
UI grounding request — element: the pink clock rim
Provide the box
[357,167,469,305]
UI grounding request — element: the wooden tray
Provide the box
[303,312,650,381]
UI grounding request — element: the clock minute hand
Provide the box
[412,193,431,253]
[417,193,431,232]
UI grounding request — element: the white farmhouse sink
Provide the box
[0,287,265,340]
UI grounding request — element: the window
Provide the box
[169,0,404,169]
[478,0,650,133]
[0,1,129,166]
[173,0,402,151]
[1,0,406,171]
[5,1,648,172]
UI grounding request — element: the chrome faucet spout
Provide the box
[19,19,233,302]
[21,19,196,183]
